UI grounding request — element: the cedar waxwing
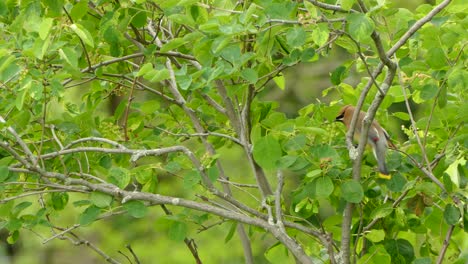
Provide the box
[335,105,395,179]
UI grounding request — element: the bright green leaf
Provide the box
[124,200,147,218]
[0,166,10,182]
[241,68,258,84]
[90,192,113,208]
[39,18,53,40]
[347,13,375,42]
[315,177,334,198]
[168,221,187,241]
[79,205,101,226]
[273,75,285,90]
[108,167,130,189]
[70,23,94,47]
[253,135,282,170]
[370,203,393,219]
[341,180,364,203]
[443,204,460,225]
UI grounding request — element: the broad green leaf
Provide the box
[365,229,385,243]
[241,68,258,84]
[420,84,438,101]
[90,192,113,208]
[123,200,147,218]
[59,47,78,68]
[443,204,460,225]
[0,55,15,74]
[79,205,101,226]
[253,135,282,170]
[50,192,69,211]
[357,245,391,264]
[425,47,446,69]
[70,0,89,21]
[386,173,407,192]
[447,67,468,90]
[184,170,200,189]
[39,18,53,40]
[341,180,364,203]
[311,24,329,47]
[168,221,187,241]
[265,243,295,263]
[160,38,188,53]
[286,27,306,47]
[306,169,322,179]
[137,63,153,77]
[273,75,285,90]
[370,203,393,219]
[341,0,356,11]
[0,166,10,182]
[315,177,334,198]
[149,69,170,83]
[331,65,347,85]
[70,24,94,47]
[108,167,131,189]
[7,230,19,244]
[12,202,32,216]
[347,13,375,42]
[384,239,415,263]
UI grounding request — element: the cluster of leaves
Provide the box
[0,0,466,263]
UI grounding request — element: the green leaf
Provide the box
[311,24,329,47]
[358,245,391,264]
[384,239,415,263]
[386,173,407,192]
[108,167,130,189]
[137,63,153,77]
[184,170,200,189]
[253,135,282,170]
[241,68,258,84]
[443,204,460,225]
[341,0,356,11]
[149,69,170,83]
[123,200,147,218]
[50,192,69,211]
[0,166,10,182]
[39,18,53,40]
[79,205,101,226]
[90,192,113,208]
[315,177,334,198]
[366,229,385,243]
[160,38,188,53]
[59,47,78,68]
[331,65,347,85]
[7,230,19,245]
[347,13,375,42]
[273,75,285,90]
[168,221,187,241]
[12,202,32,216]
[224,221,237,243]
[265,243,295,263]
[70,24,94,47]
[286,27,306,47]
[341,180,364,203]
[420,84,438,100]
[370,203,393,219]
[70,0,89,21]
[425,47,446,69]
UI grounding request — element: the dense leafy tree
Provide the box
[0,0,466,263]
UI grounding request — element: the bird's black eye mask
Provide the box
[335,113,344,122]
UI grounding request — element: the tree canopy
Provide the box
[0,0,466,263]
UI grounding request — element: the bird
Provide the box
[335,105,395,179]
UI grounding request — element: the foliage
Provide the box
[0,0,466,263]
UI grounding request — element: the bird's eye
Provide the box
[335,113,344,121]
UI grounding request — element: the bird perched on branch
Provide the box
[335,105,396,179]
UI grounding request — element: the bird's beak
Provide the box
[335,113,344,122]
